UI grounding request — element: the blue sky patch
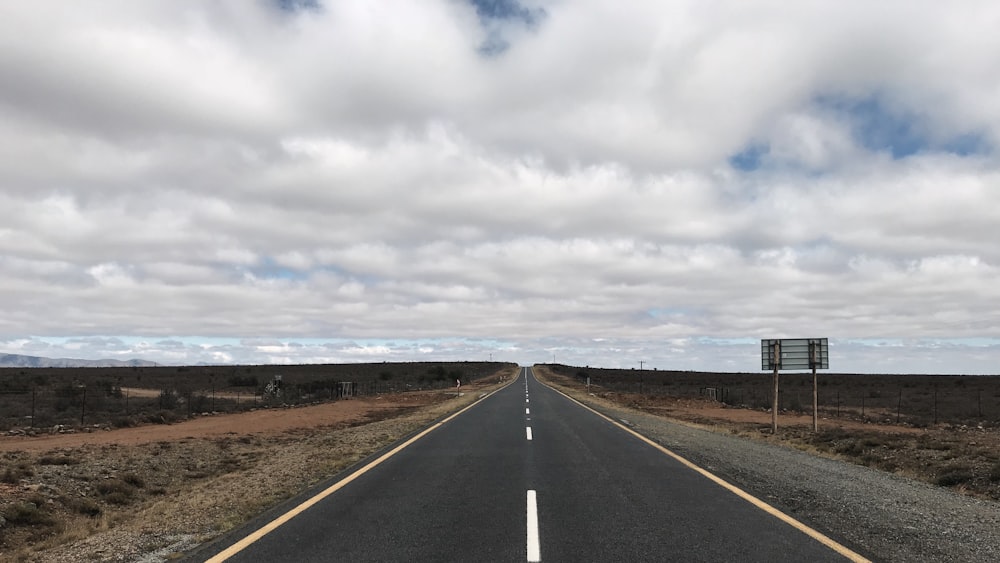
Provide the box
[469,0,544,26]
[274,0,321,13]
[248,257,308,281]
[478,31,511,57]
[817,94,990,159]
[829,95,924,158]
[728,142,770,171]
[941,133,990,157]
[468,0,546,56]
[647,307,703,318]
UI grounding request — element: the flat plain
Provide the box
[3,361,999,561]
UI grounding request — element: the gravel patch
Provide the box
[565,390,1000,563]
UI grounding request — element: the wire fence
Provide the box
[557,366,1000,427]
[0,375,470,432]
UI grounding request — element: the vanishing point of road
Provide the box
[189,367,869,562]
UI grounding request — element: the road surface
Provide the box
[189,367,867,562]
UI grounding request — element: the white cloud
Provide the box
[0,1,999,373]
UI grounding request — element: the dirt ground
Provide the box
[0,393,440,453]
[626,394,924,435]
[0,388,920,455]
[4,366,999,561]
[536,367,1000,502]
[0,375,514,562]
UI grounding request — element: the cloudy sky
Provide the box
[1,0,1000,373]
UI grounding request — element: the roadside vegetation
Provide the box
[0,366,516,561]
[536,364,1000,501]
[0,361,506,432]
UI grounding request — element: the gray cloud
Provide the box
[1,1,999,373]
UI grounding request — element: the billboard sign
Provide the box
[761,338,829,371]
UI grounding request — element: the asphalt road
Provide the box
[191,367,861,562]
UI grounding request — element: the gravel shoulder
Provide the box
[535,369,1000,563]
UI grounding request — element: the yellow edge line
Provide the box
[543,382,871,563]
[207,373,521,562]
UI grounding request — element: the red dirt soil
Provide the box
[612,394,927,434]
[0,392,445,453]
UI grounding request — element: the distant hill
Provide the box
[0,353,159,368]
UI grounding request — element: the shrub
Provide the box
[228,375,258,387]
[112,416,135,428]
[121,473,145,488]
[63,496,102,517]
[53,384,83,398]
[1,466,20,483]
[218,457,242,471]
[426,366,447,381]
[834,440,863,456]
[937,468,974,487]
[1,463,33,483]
[145,410,179,424]
[96,478,135,504]
[158,389,179,410]
[861,437,884,448]
[104,491,132,505]
[989,463,1000,482]
[2,502,55,526]
[38,455,81,466]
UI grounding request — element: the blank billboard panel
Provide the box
[761,338,829,370]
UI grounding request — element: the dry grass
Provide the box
[36,455,80,467]
[0,362,511,432]
[0,369,518,561]
[536,365,1000,501]
[2,462,34,484]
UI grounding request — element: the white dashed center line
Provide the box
[527,490,541,562]
[526,427,532,441]
[526,408,530,415]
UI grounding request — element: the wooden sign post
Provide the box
[762,338,829,434]
[771,341,780,434]
[810,340,819,433]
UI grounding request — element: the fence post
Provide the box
[896,388,902,423]
[933,386,938,424]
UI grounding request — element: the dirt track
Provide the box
[633,395,926,434]
[0,383,501,562]
[0,393,444,453]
